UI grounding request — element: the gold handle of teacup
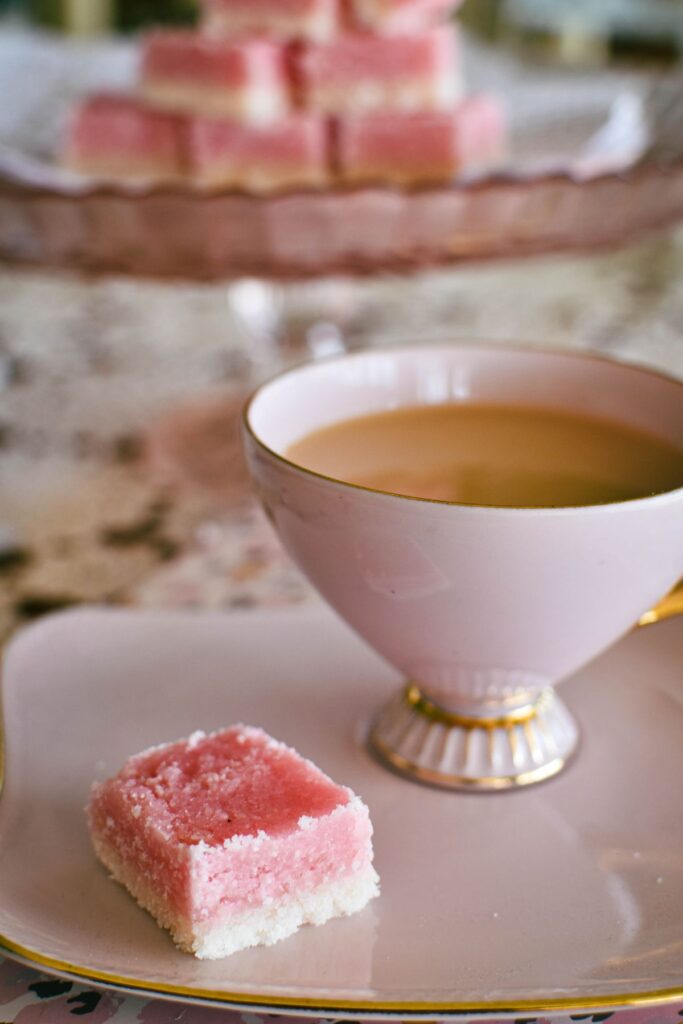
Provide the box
[639,581,683,626]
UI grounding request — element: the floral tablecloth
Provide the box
[0,957,681,1023]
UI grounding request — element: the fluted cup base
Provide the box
[369,684,579,791]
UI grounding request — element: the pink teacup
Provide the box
[244,345,683,790]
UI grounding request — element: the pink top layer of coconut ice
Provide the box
[297,25,458,85]
[142,31,288,89]
[99,726,351,847]
[66,95,184,161]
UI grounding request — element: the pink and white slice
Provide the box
[200,0,340,42]
[63,94,185,182]
[337,94,507,185]
[88,725,378,960]
[141,31,290,123]
[296,26,461,115]
[189,114,329,191]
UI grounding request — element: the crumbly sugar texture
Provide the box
[88,726,379,959]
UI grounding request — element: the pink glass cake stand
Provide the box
[2,32,682,527]
[1,153,682,283]
[1,31,682,286]
[1,30,682,364]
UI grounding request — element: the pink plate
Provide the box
[0,606,682,1019]
[2,163,683,280]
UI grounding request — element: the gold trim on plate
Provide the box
[0,935,682,1015]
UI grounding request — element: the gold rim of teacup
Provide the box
[243,341,683,514]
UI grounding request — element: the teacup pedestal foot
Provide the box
[369,685,579,791]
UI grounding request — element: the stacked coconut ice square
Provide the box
[65,0,506,191]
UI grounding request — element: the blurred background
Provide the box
[0,0,680,61]
[0,0,680,63]
[0,0,681,642]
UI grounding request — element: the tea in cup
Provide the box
[244,345,683,790]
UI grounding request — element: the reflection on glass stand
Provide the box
[227,278,352,375]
